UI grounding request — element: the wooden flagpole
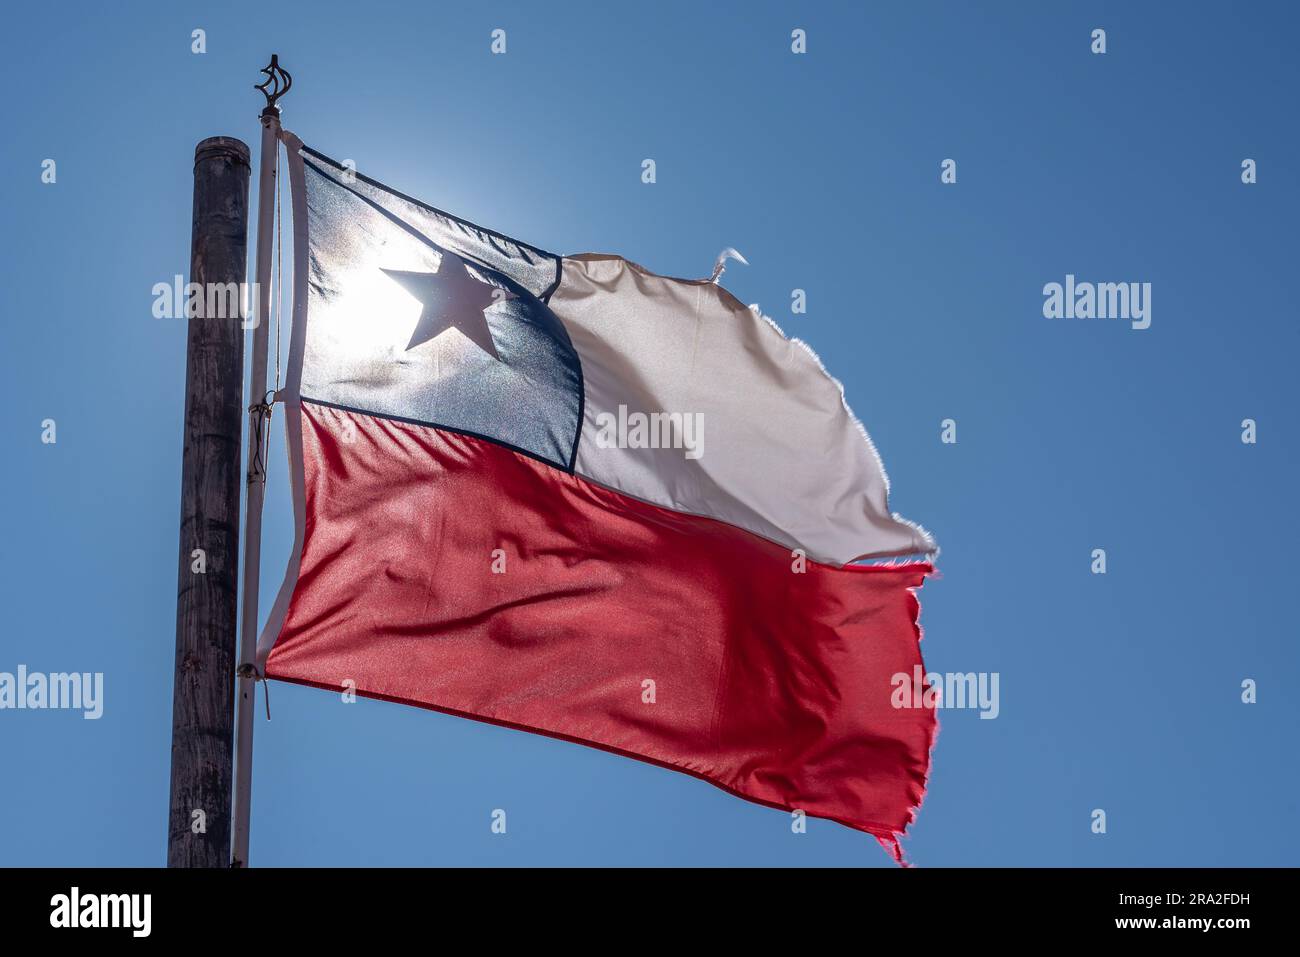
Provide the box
[167,136,251,867]
[231,55,291,868]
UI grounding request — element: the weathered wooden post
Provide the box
[167,136,251,867]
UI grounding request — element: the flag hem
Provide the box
[263,668,930,859]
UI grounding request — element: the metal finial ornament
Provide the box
[255,54,292,114]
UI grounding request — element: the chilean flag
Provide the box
[260,132,938,860]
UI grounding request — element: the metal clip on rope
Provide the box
[236,662,271,721]
[247,391,275,485]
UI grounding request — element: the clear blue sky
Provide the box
[1,1,1296,866]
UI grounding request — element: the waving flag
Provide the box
[260,132,937,859]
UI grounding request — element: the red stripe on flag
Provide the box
[267,402,935,851]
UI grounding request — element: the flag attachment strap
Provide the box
[247,391,275,485]
[235,662,271,721]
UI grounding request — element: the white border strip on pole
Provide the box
[255,129,310,672]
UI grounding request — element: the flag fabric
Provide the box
[260,132,938,859]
